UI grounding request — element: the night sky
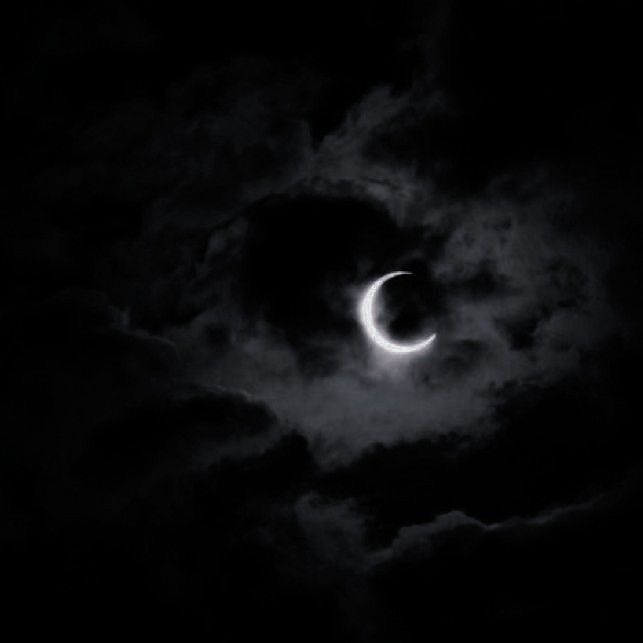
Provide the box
[3,1,643,638]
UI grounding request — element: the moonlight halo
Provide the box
[359,271,436,355]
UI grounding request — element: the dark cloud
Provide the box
[320,374,631,543]
[431,338,488,380]
[365,487,641,639]
[3,1,643,640]
[81,389,279,488]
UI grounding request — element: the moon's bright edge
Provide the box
[358,271,436,355]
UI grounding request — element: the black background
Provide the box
[3,1,643,639]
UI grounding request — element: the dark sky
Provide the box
[3,1,643,639]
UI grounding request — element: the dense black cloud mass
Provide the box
[3,1,643,639]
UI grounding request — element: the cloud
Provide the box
[17,56,618,467]
[5,5,643,638]
[180,174,614,461]
[78,65,604,465]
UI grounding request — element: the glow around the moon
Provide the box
[359,271,436,355]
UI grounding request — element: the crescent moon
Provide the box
[359,271,436,355]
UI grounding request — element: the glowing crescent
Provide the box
[359,271,436,354]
